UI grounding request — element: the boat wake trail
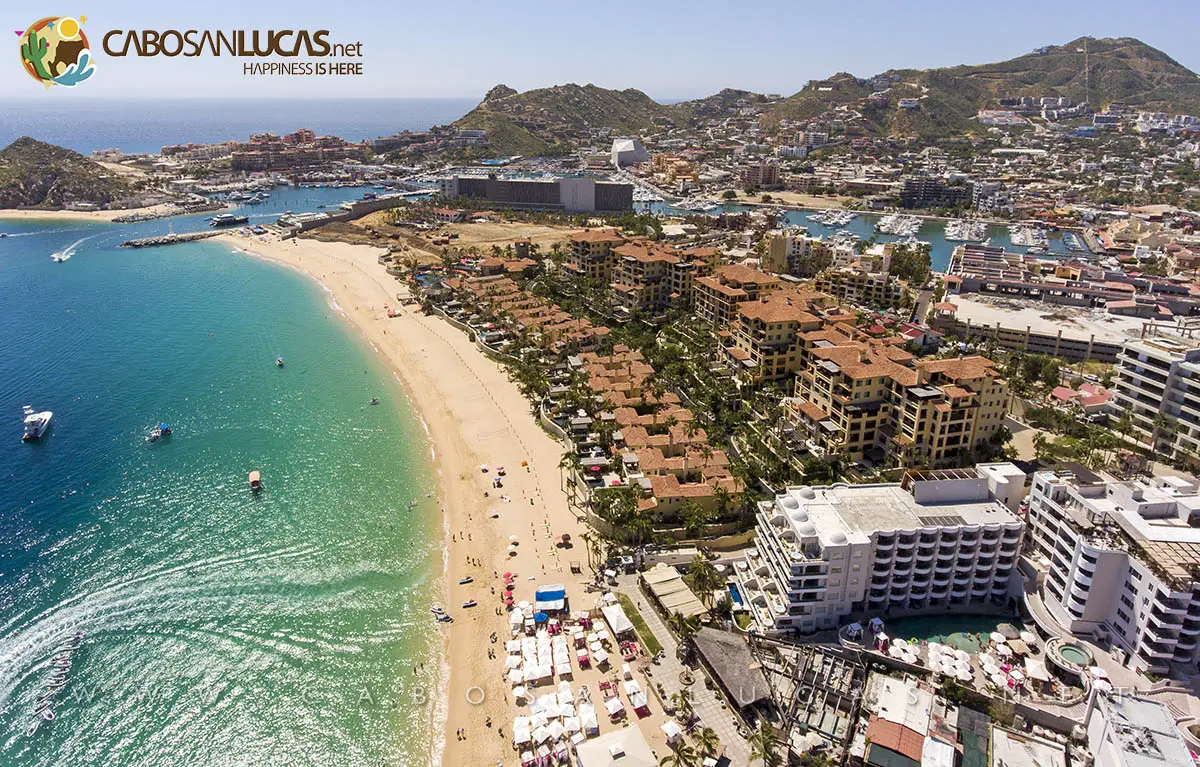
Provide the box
[49,234,98,261]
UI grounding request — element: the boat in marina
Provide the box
[209,214,250,228]
[944,219,988,242]
[874,213,922,236]
[22,406,52,440]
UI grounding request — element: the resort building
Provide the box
[1025,465,1200,674]
[565,229,626,284]
[763,231,834,276]
[814,267,912,311]
[609,243,718,319]
[693,264,782,327]
[1087,694,1193,767]
[736,463,1026,635]
[1113,323,1200,464]
[441,174,633,212]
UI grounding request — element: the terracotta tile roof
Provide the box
[865,717,925,762]
[570,229,625,244]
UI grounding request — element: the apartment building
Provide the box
[790,330,1009,467]
[736,463,1025,635]
[720,287,846,383]
[763,231,833,276]
[1113,325,1200,464]
[1025,465,1200,674]
[815,267,911,310]
[1088,694,1193,767]
[693,264,782,327]
[565,229,626,284]
[610,243,716,319]
[739,160,781,190]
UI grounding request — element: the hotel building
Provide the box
[1112,325,1200,464]
[1025,465,1200,674]
[737,463,1026,635]
[693,264,782,327]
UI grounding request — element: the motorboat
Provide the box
[369,398,379,405]
[145,424,172,443]
[39,709,54,721]
[436,614,453,623]
[249,471,263,491]
[461,600,477,608]
[276,357,284,368]
[22,406,52,441]
[458,576,473,585]
[25,721,39,737]
[51,252,70,262]
[430,606,445,615]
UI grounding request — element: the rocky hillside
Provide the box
[763,37,1200,137]
[0,137,132,209]
[453,83,689,155]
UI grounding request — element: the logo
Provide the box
[18,16,95,88]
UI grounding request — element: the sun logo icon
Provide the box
[18,15,95,88]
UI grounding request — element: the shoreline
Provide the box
[216,232,597,767]
[0,204,184,223]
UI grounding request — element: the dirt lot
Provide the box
[303,214,588,267]
[723,189,857,209]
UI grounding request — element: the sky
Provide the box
[3,0,1200,102]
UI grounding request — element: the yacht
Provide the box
[145,424,172,443]
[209,214,249,228]
[22,406,52,440]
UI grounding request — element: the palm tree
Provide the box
[659,740,700,767]
[749,721,783,767]
[686,555,722,608]
[692,726,720,759]
[670,689,695,723]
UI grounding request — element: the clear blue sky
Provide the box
[4,0,1200,101]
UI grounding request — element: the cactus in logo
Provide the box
[18,16,95,88]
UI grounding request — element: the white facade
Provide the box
[611,138,649,168]
[1026,466,1200,673]
[1087,694,1192,767]
[737,463,1025,635]
[1113,332,1200,462]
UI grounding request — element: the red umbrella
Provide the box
[503,572,513,579]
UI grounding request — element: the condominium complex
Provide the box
[736,463,1025,635]
[610,243,718,318]
[566,229,626,284]
[763,230,840,277]
[1113,324,1200,464]
[720,285,1009,466]
[1025,464,1200,674]
[693,264,782,327]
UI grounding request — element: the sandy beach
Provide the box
[216,232,628,766]
[0,204,180,222]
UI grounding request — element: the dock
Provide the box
[121,231,223,248]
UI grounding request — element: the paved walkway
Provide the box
[616,575,753,765]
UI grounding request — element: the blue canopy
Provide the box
[533,612,548,623]
[534,584,567,612]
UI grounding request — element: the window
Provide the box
[1121,595,1134,610]
[1117,608,1130,623]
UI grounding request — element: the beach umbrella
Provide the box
[956,669,973,683]
[1020,630,1037,644]
[480,464,488,472]
[534,612,548,623]
[1094,679,1113,693]
[518,601,531,610]
[1091,667,1109,679]
[888,645,905,659]
[1009,669,1026,683]
[995,643,1012,657]
[955,649,971,662]
[506,655,524,669]
[989,672,1008,688]
[990,632,1007,644]
[510,535,519,542]
[893,638,909,649]
[508,668,525,683]
[503,572,514,579]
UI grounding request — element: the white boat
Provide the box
[50,253,70,262]
[22,406,52,441]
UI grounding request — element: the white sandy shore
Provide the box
[215,233,648,766]
[0,204,179,222]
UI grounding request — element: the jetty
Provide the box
[121,231,223,248]
[112,201,225,224]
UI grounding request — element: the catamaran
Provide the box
[22,406,51,440]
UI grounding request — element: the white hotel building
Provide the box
[1025,465,1200,674]
[737,463,1026,635]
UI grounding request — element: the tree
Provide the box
[722,189,738,200]
[680,499,717,539]
[749,721,783,767]
[659,740,700,767]
[668,611,702,660]
[692,726,721,758]
[684,554,722,607]
[670,688,696,724]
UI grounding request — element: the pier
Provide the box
[121,231,223,248]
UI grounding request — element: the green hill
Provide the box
[453,83,690,155]
[764,37,1200,138]
[0,137,132,209]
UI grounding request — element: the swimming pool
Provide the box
[728,583,744,607]
[882,615,1015,652]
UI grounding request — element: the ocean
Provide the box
[0,97,477,155]
[0,187,444,766]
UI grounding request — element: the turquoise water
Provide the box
[0,215,442,765]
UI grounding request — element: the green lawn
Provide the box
[734,613,753,630]
[615,592,663,656]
